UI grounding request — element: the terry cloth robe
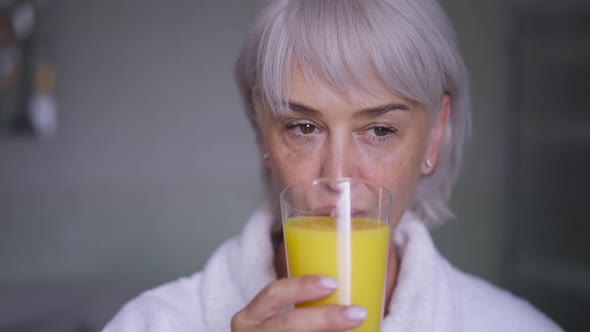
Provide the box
[104,207,562,332]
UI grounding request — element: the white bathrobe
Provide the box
[104,207,562,332]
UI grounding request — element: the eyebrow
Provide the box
[288,102,320,115]
[287,101,410,117]
[355,103,410,118]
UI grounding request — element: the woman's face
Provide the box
[259,69,449,222]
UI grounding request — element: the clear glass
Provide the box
[280,178,392,332]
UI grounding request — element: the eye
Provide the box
[359,125,398,143]
[286,122,318,135]
[372,126,394,137]
[299,123,316,134]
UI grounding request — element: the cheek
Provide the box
[265,129,321,192]
[365,148,421,192]
[359,135,427,220]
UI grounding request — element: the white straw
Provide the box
[336,181,351,305]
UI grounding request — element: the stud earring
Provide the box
[425,159,433,168]
[263,153,270,160]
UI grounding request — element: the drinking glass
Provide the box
[280,178,392,332]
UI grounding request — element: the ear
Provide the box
[257,116,272,169]
[262,150,271,168]
[422,94,451,175]
[259,129,272,168]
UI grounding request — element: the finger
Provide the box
[267,305,367,332]
[246,276,338,320]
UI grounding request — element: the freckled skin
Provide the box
[260,69,439,223]
[258,69,451,313]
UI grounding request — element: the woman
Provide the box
[106,0,562,331]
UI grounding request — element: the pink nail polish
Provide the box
[345,306,367,321]
[318,277,339,290]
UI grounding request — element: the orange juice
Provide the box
[284,216,390,332]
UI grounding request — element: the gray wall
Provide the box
[0,0,266,288]
[0,0,514,328]
[435,0,510,284]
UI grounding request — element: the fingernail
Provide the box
[318,276,339,289]
[345,306,367,321]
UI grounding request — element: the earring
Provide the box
[263,153,270,160]
[425,159,433,168]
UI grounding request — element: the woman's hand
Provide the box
[231,276,366,331]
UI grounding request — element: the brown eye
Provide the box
[373,127,391,137]
[299,123,316,134]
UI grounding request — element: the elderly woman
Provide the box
[106,0,562,331]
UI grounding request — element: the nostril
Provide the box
[317,178,361,193]
[324,179,342,193]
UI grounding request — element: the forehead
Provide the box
[289,67,416,111]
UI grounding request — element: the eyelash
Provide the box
[284,121,398,142]
[367,125,397,142]
[285,121,321,137]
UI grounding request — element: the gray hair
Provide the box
[235,0,471,226]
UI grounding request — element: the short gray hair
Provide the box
[235,0,471,226]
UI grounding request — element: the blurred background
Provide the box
[0,0,588,331]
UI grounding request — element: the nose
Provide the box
[319,132,358,179]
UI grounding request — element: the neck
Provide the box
[274,238,399,316]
